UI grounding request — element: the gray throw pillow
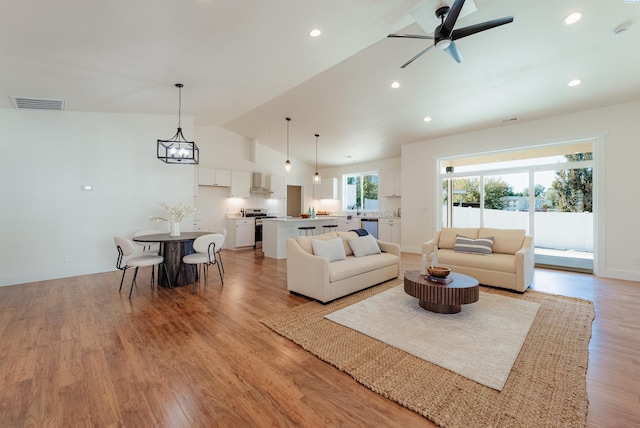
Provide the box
[453,234,494,255]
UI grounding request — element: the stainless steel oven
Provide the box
[244,208,275,249]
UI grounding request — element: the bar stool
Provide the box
[323,224,338,232]
[298,226,316,236]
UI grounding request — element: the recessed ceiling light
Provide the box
[423,116,432,122]
[613,21,632,36]
[391,81,400,89]
[309,29,322,37]
[564,12,582,25]
[568,79,582,87]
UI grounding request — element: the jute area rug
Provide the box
[325,285,540,391]
[261,279,595,428]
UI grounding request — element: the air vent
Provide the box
[10,96,65,111]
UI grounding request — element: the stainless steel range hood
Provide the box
[250,172,273,194]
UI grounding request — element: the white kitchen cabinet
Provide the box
[230,171,250,198]
[225,218,255,249]
[266,174,285,199]
[378,218,401,245]
[380,170,401,197]
[198,168,231,187]
[313,177,338,199]
[336,217,361,232]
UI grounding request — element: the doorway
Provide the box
[438,140,595,273]
[286,185,302,217]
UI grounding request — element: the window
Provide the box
[343,172,378,211]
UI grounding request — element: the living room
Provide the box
[1,1,639,426]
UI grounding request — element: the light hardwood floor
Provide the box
[1,250,638,427]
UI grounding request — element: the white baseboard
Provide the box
[0,264,115,287]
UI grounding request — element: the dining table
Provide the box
[132,231,210,287]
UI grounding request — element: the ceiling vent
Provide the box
[10,96,65,111]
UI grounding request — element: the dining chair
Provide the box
[132,229,163,283]
[182,233,224,292]
[209,227,227,275]
[114,236,170,299]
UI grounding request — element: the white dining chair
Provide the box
[209,227,227,276]
[132,229,163,283]
[114,236,170,299]
[182,233,224,292]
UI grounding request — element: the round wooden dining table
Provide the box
[133,232,210,287]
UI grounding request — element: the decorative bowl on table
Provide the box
[300,213,310,218]
[427,266,451,278]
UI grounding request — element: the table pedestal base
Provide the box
[419,300,461,314]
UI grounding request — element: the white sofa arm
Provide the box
[286,238,330,301]
[515,235,535,292]
[377,240,400,256]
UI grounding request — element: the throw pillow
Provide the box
[311,237,347,262]
[453,234,494,255]
[348,234,381,257]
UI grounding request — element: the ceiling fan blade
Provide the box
[444,41,464,63]
[441,0,466,36]
[388,33,434,40]
[451,16,514,40]
[400,45,435,68]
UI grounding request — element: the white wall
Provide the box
[0,111,320,286]
[0,109,195,286]
[401,100,640,282]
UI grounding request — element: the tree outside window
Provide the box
[344,172,379,211]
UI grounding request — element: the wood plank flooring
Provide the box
[1,250,638,427]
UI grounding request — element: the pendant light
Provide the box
[313,133,321,184]
[284,117,292,172]
[157,83,199,164]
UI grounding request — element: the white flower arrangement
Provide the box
[149,201,198,223]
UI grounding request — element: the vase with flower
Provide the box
[149,202,198,236]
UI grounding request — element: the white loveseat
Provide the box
[286,231,400,303]
[422,227,534,292]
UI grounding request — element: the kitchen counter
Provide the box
[262,217,340,259]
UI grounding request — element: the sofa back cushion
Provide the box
[479,228,526,254]
[337,231,358,256]
[438,228,478,249]
[296,231,338,254]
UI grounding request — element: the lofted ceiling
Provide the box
[1,0,639,168]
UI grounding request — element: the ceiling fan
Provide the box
[388,0,513,67]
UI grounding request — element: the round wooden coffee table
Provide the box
[404,270,479,314]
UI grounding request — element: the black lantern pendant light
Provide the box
[157,83,199,164]
[313,133,321,184]
[284,117,292,172]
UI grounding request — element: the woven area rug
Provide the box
[261,279,595,428]
[325,285,540,390]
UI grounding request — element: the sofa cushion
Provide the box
[337,231,358,256]
[454,235,494,254]
[439,228,478,249]
[479,228,525,254]
[348,234,381,257]
[311,237,346,262]
[329,253,398,282]
[296,232,338,254]
[437,249,516,273]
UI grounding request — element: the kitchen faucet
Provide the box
[351,203,360,216]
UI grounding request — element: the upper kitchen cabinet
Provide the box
[266,175,285,199]
[313,177,338,199]
[380,170,401,197]
[230,171,251,198]
[198,168,231,187]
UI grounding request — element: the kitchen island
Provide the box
[263,217,338,259]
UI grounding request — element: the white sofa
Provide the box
[286,231,400,303]
[422,227,534,292]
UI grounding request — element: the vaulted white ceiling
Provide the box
[1,0,639,167]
